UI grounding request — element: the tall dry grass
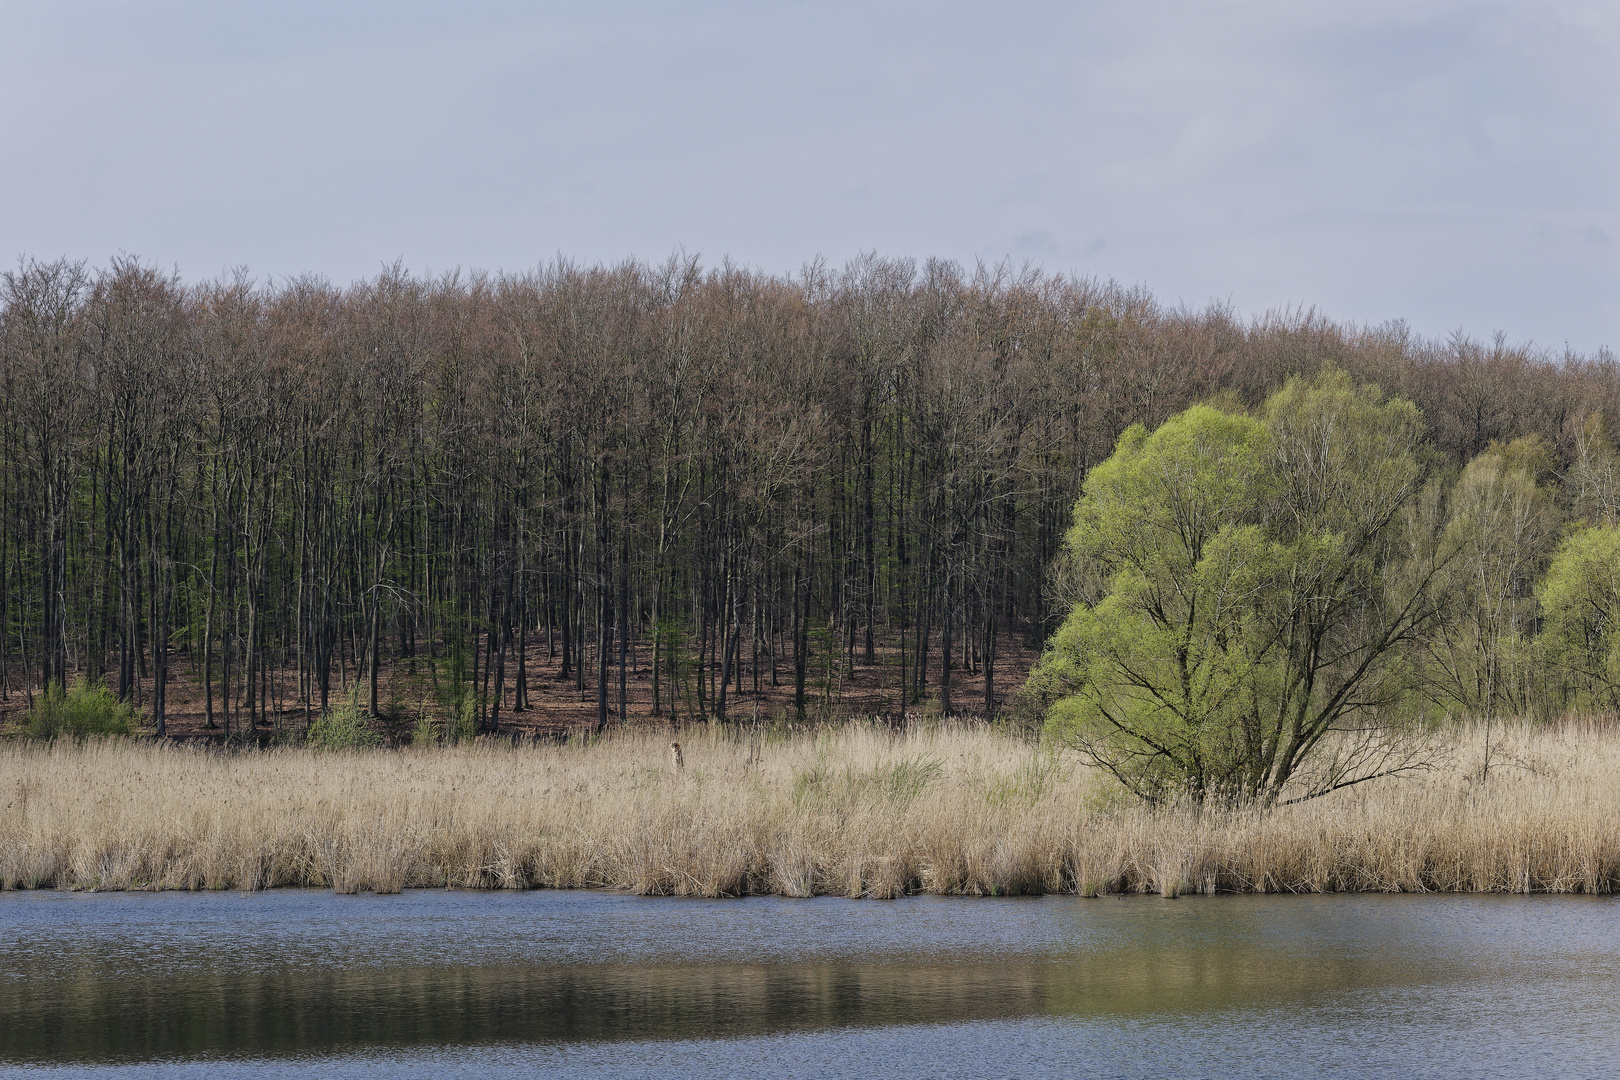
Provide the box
[2,720,1617,896]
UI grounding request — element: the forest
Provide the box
[1,253,1617,741]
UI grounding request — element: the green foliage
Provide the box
[654,615,699,720]
[305,693,383,750]
[873,755,944,802]
[448,697,479,743]
[422,647,481,742]
[1486,434,1559,488]
[1420,446,1561,718]
[409,712,439,747]
[809,623,839,710]
[792,753,943,809]
[1034,369,1434,804]
[440,637,475,714]
[1568,414,1620,524]
[19,680,138,740]
[986,753,1063,807]
[1537,524,1620,711]
[1035,404,1276,800]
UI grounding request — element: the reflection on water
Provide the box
[3,889,1618,1077]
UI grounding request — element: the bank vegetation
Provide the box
[3,719,1616,896]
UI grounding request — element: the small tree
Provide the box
[1421,440,1560,719]
[1537,525,1620,711]
[1033,369,1439,804]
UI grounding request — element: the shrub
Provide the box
[409,712,439,747]
[305,694,382,750]
[21,680,139,740]
[449,698,478,743]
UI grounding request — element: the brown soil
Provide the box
[0,631,1043,743]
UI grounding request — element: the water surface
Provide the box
[2,889,1616,1077]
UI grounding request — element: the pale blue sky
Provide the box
[1,1,1614,352]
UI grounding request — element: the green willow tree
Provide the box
[1536,524,1620,711]
[1420,438,1561,720]
[1033,369,1442,804]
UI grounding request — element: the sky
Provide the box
[1,0,1615,353]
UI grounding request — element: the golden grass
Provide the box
[2,720,1617,896]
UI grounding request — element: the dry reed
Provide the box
[2,720,1617,896]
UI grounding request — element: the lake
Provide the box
[2,889,1616,1078]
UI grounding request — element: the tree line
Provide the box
[1,253,1616,738]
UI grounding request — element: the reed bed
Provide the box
[2,720,1617,896]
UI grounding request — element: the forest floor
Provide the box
[0,631,1045,743]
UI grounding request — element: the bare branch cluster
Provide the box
[0,254,1612,738]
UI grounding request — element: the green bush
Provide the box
[305,694,383,750]
[449,698,478,743]
[21,680,139,739]
[409,712,439,747]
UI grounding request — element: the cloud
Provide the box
[0,0,1613,350]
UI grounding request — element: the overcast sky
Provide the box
[1,1,1614,352]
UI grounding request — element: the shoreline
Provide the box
[8,883,1618,900]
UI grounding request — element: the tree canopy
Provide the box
[1034,369,1439,803]
[2,254,1617,742]
[1537,525,1620,712]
